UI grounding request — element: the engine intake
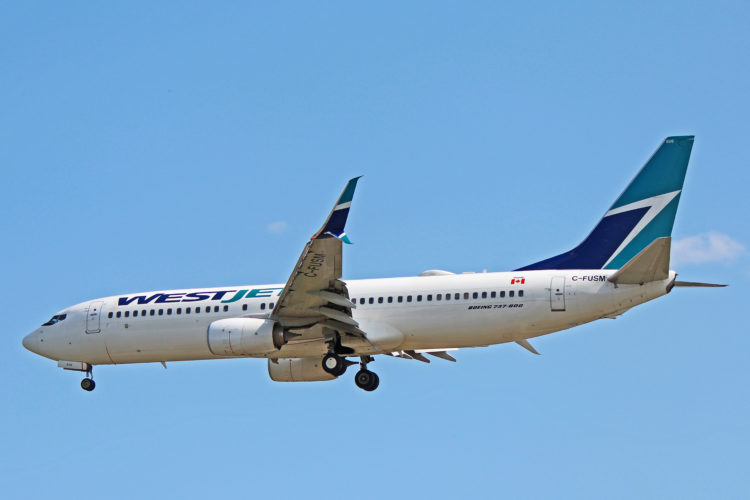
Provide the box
[207,318,286,356]
[267,357,336,382]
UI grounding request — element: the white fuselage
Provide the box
[23,269,674,366]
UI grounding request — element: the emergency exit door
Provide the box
[550,277,566,311]
[86,301,104,333]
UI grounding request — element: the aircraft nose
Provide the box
[23,331,37,353]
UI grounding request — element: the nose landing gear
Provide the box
[57,361,97,391]
[81,366,95,392]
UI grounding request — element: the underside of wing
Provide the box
[271,178,362,342]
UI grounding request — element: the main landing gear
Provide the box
[321,352,380,391]
[81,366,95,392]
[354,356,379,391]
[322,352,348,377]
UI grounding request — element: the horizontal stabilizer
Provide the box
[608,237,670,285]
[673,281,727,287]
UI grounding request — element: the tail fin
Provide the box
[517,136,694,271]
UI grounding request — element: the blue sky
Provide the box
[2,2,749,498]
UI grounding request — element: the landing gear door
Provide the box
[86,301,104,334]
[550,277,566,312]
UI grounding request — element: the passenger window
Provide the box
[398,296,403,303]
[116,311,121,318]
[378,297,383,304]
[269,303,274,310]
[223,305,228,312]
[126,311,130,318]
[445,293,451,301]
[176,308,182,314]
[509,291,515,298]
[214,306,220,312]
[464,293,469,300]
[167,309,172,315]
[360,298,365,305]
[519,290,524,297]
[150,309,155,316]
[158,309,164,316]
[196,307,201,313]
[388,297,393,303]
[417,295,422,302]
[242,304,247,311]
[369,298,374,304]
[490,291,496,298]
[437,294,442,300]
[500,291,505,298]
[108,312,113,319]
[133,310,139,317]
[407,296,412,302]
[481,291,487,299]
[455,293,460,300]
[472,292,478,299]
[186,307,191,314]
[427,294,432,301]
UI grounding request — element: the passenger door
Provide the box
[550,277,566,312]
[86,301,104,333]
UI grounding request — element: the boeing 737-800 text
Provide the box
[23,136,724,391]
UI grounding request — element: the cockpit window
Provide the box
[42,314,67,326]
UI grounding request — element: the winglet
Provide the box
[314,177,362,244]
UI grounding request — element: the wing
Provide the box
[270,177,363,340]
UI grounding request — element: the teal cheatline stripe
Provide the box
[610,136,693,210]
[337,176,362,205]
[605,194,681,269]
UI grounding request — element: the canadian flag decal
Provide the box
[511,277,525,285]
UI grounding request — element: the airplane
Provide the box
[23,135,725,392]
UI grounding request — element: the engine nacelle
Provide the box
[207,318,286,356]
[267,357,336,382]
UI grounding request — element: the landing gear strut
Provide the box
[354,356,379,392]
[81,366,95,392]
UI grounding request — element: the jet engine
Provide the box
[207,318,286,356]
[267,357,336,382]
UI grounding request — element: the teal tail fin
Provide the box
[518,136,694,271]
